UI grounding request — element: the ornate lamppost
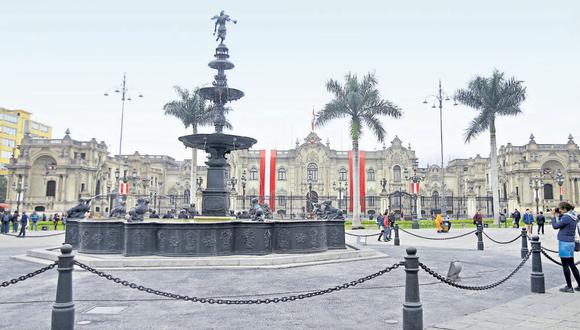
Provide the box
[555,169,564,201]
[333,180,348,212]
[12,174,28,213]
[405,168,425,220]
[240,171,247,209]
[423,80,457,216]
[229,176,238,192]
[529,175,543,215]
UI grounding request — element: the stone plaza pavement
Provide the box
[0,226,578,329]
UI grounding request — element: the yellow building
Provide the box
[0,108,52,175]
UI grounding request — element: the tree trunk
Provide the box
[351,139,363,229]
[489,119,500,225]
[190,126,198,208]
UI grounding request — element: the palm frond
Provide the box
[315,101,349,127]
[362,115,386,142]
[464,111,492,143]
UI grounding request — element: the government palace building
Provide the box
[5,129,580,219]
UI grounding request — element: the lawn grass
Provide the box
[344,218,502,230]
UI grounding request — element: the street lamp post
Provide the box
[529,176,543,215]
[404,168,425,219]
[104,73,143,158]
[555,170,564,201]
[240,171,247,210]
[12,174,28,213]
[423,80,456,217]
[333,180,348,212]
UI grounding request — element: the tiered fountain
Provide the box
[178,11,256,218]
[63,11,345,258]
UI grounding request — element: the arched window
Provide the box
[249,167,258,181]
[307,163,318,182]
[543,184,554,200]
[95,179,101,197]
[393,165,401,183]
[339,168,347,181]
[277,168,287,181]
[367,168,376,181]
[46,180,56,197]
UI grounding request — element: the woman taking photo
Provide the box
[551,201,580,293]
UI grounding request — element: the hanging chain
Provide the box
[345,232,382,238]
[419,250,531,290]
[398,228,477,241]
[540,248,580,266]
[1,263,57,288]
[481,231,521,245]
[74,260,403,304]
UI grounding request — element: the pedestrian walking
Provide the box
[11,211,19,233]
[550,202,580,293]
[0,210,10,234]
[30,211,39,231]
[53,213,60,230]
[512,209,521,228]
[523,208,534,235]
[17,211,28,237]
[536,211,546,235]
[384,213,392,241]
[376,212,386,241]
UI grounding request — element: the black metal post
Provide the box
[477,225,484,251]
[535,188,540,215]
[403,247,422,330]
[394,224,400,246]
[521,228,529,259]
[530,235,545,293]
[289,192,293,219]
[51,244,75,330]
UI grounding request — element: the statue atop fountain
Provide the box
[178,11,257,217]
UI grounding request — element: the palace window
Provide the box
[368,196,376,206]
[249,167,258,181]
[339,168,347,181]
[393,165,401,183]
[367,168,376,181]
[277,168,287,181]
[46,180,56,197]
[543,184,554,200]
[307,163,318,182]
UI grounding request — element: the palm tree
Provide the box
[455,70,526,224]
[316,72,403,229]
[163,86,232,206]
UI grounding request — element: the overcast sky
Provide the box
[1,1,578,166]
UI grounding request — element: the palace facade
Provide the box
[4,130,579,219]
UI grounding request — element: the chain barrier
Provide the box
[398,228,477,241]
[419,250,531,290]
[540,248,580,266]
[540,246,558,254]
[345,232,382,238]
[4,232,65,238]
[74,260,403,304]
[0,262,57,288]
[481,231,520,245]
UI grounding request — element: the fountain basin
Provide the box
[65,219,345,257]
[178,133,256,151]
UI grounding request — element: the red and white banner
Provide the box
[560,186,564,197]
[119,182,129,195]
[348,151,366,213]
[259,150,277,210]
[411,182,420,195]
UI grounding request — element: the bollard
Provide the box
[476,225,484,251]
[394,224,400,246]
[530,235,545,293]
[520,228,529,259]
[411,220,420,229]
[403,247,422,330]
[52,244,75,330]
